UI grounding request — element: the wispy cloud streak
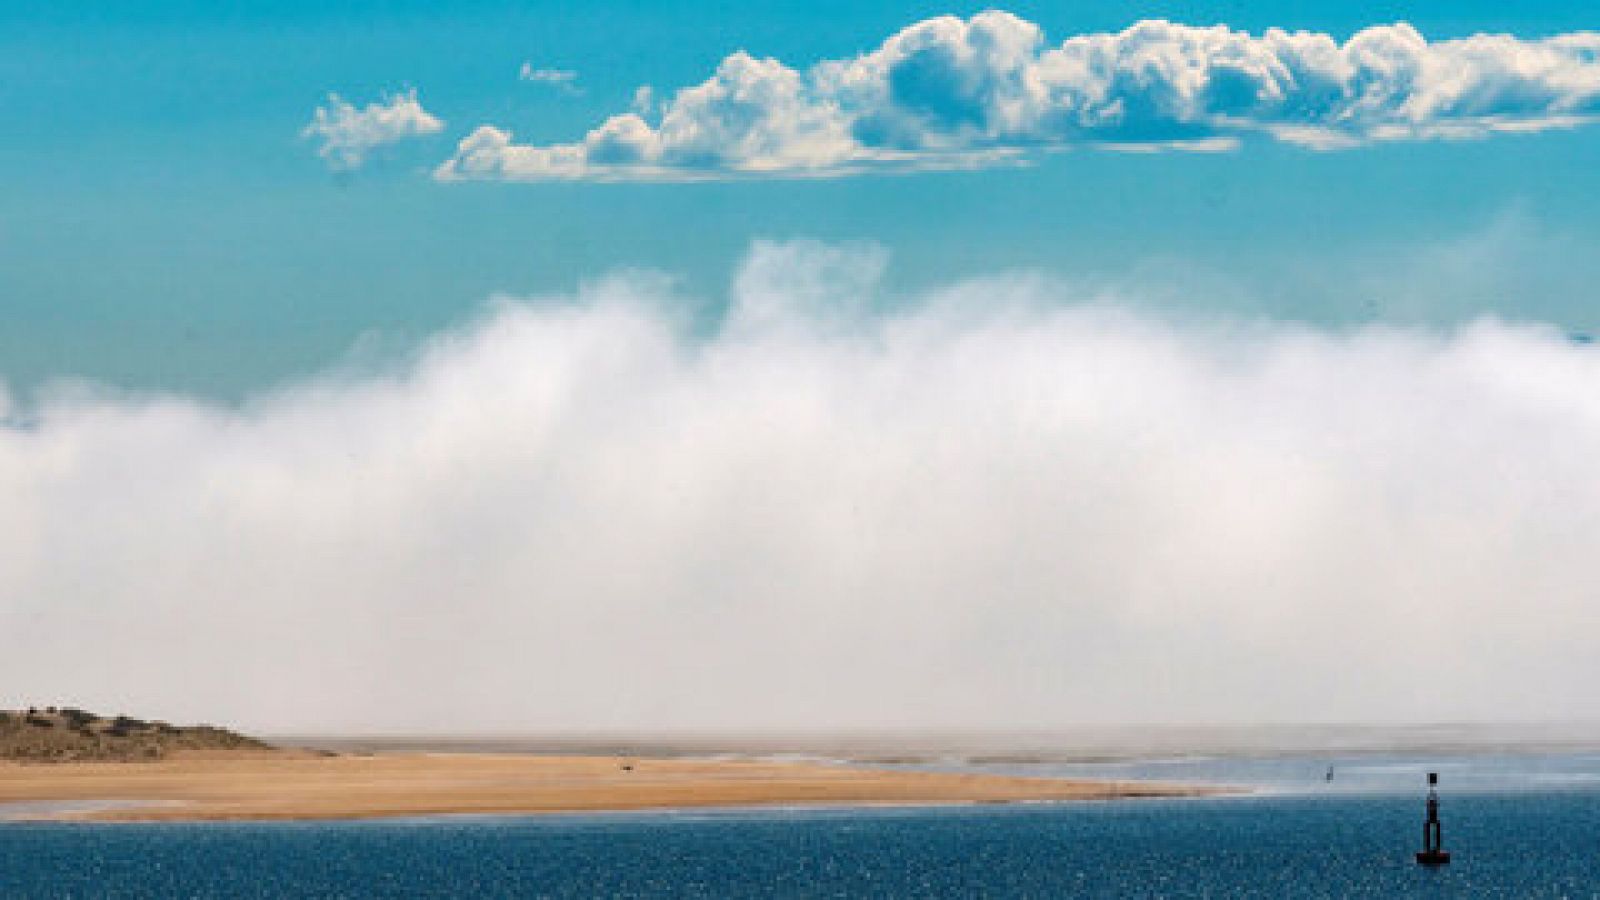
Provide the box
[520,63,583,95]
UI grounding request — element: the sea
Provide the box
[3,750,1599,898]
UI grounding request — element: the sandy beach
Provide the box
[0,753,1206,822]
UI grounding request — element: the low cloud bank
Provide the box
[3,242,1599,732]
[438,14,1600,181]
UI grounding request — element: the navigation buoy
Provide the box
[1415,772,1451,866]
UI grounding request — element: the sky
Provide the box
[2,1,1599,732]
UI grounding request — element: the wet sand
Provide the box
[0,753,1207,822]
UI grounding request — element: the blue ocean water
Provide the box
[3,757,1599,897]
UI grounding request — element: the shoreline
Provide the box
[0,752,1217,823]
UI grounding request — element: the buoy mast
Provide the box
[1415,771,1451,866]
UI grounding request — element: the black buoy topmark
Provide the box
[1416,772,1451,866]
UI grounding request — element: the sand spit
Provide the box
[0,753,1210,822]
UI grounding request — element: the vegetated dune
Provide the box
[0,707,275,763]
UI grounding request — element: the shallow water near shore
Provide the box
[3,780,1600,897]
[946,748,1600,796]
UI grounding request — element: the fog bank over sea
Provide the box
[279,722,1600,765]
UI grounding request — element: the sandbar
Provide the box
[0,753,1210,822]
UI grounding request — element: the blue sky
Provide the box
[4,0,1598,397]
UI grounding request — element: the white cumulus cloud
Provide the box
[4,242,1600,733]
[304,89,445,173]
[437,14,1600,181]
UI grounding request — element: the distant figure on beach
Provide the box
[1325,766,1334,782]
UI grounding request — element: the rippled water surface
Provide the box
[3,794,1599,897]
